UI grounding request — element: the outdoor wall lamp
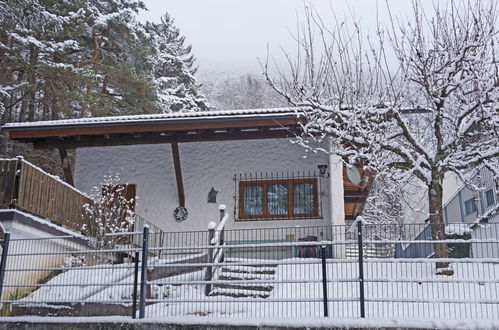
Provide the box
[317,164,328,176]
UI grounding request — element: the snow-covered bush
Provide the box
[83,173,135,250]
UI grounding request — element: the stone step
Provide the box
[209,287,271,299]
[212,283,274,292]
[225,258,277,268]
[219,273,274,281]
[221,266,275,275]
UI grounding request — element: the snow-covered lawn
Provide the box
[146,259,499,319]
[19,263,134,304]
[16,257,499,320]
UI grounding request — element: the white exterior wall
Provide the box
[400,177,429,225]
[401,172,468,225]
[443,172,462,205]
[1,220,88,300]
[75,139,337,234]
[471,215,499,258]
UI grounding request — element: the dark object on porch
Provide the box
[447,232,472,258]
[297,235,317,258]
[395,224,472,259]
[317,244,333,258]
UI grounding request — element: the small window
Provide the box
[485,189,495,207]
[464,198,476,215]
[238,178,318,220]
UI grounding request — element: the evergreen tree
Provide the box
[0,0,210,171]
[202,73,287,110]
[140,14,210,112]
[0,0,210,124]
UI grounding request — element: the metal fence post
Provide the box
[321,244,329,317]
[132,251,139,319]
[0,233,10,300]
[139,226,149,319]
[357,220,365,318]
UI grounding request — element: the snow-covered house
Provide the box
[2,108,371,239]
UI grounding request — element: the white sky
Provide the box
[138,1,427,77]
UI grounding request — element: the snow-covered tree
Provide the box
[0,0,209,125]
[140,15,211,112]
[202,73,288,110]
[0,0,148,122]
[266,1,499,274]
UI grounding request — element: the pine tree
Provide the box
[0,0,210,170]
[0,1,210,124]
[202,74,287,110]
[140,14,210,112]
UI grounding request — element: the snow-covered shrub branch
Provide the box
[83,173,135,250]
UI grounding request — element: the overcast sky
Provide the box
[138,1,426,78]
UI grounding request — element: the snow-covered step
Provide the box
[209,286,271,299]
[209,261,277,299]
[219,271,275,281]
[221,265,276,275]
[212,281,274,292]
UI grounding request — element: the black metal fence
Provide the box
[0,220,498,320]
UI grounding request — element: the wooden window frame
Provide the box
[238,178,318,220]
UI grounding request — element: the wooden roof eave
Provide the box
[4,115,301,140]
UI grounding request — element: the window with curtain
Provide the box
[238,179,318,220]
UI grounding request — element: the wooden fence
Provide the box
[0,157,92,233]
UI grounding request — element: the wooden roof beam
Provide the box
[32,128,300,149]
[58,147,74,186]
[171,142,185,207]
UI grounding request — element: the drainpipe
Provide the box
[329,138,345,258]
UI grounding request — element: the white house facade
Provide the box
[74,139,339,233]
[3,108,371,239]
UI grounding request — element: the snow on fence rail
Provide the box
[0,222,498,320]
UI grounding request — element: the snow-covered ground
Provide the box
[1,315,499,330]
[145,259,499,319]
[19,263,135,304]
[16,258,499,320]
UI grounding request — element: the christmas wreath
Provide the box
[174,206,188,221]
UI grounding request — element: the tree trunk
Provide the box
[428,174,453,275]
[26,45,39,122]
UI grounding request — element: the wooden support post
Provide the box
[58,147,74,186]
[171,142,185,207]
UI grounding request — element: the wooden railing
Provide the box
[0,157,92,233]
[205,204,228,295]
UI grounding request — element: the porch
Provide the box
[1,108,372,235]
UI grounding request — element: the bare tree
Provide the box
[265,1,498,274]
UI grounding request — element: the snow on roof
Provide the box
[2,108,302,130]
